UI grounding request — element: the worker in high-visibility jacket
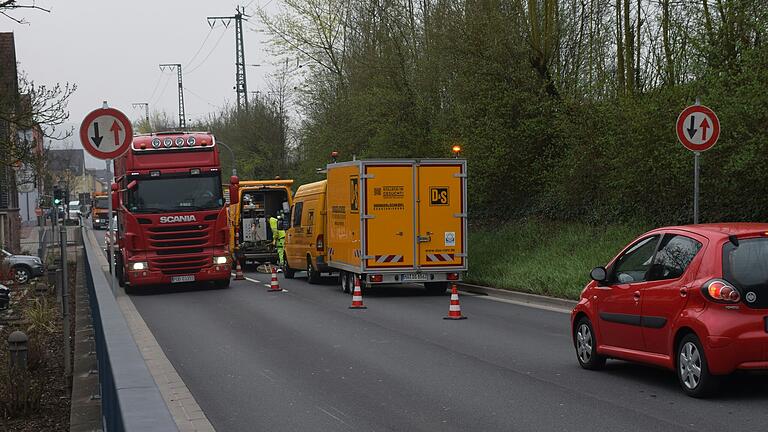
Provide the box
[269,213,286,266]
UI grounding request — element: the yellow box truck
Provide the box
[284,159,467,294]
[229,179,293,265]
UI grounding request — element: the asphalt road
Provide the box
[93,231,768,432]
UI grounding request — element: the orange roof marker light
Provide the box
[451,145,462,158]
[331,151,339,163]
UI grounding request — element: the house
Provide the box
[0,32,20,251]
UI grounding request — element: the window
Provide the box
[307,210,314,233]
[648,235,702,281]
[611,235,660,284]
[126,173,224,213]
[723,238,768,308]
[292,202,303,227]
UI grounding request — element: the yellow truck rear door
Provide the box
[417,162,466,269]
[363,164,416,269]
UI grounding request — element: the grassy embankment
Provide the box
[466,220,649,300]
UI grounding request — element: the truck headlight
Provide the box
[213,256,229,265]
[131,262,148,271]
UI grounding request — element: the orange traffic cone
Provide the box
[443,284,467,320]
[267,265,282,292]
[349,276,367,309]
[234,258,245,281]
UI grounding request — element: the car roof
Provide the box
[657,223,768,239]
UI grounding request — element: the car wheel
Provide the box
[283,259,295,279]
[306,259,320,284]
[677,333,720,397]
[13,266,31,284]
[574,317,606,370]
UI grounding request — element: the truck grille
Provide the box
[146,223,212,275]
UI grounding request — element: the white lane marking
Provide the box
[466,292,570,314]
[317,406,347,425]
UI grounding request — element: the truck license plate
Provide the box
[171,275,195,283]
[402,272,428,281]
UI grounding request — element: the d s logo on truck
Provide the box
[159,215,197,223]
[430,187,449,206]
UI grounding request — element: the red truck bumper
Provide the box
[125,263,231,287]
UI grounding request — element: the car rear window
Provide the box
[723,238,768,308]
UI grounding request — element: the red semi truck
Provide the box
[110,132,238,291]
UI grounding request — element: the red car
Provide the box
[572,223,768,397]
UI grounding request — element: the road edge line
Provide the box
[458,282,577,313]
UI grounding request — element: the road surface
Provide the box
[94,231,768,432]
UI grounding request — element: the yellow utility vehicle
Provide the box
[228,179,293,265]
[284,159,467,294]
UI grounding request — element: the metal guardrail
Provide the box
[81,227,179,432]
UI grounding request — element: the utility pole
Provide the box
[207,6,248,111]
[159,64,186,129]
[131,102,150,130]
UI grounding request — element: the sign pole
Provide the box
[694,151,700,224]
[107,159,115,293]
[693,97,700,225]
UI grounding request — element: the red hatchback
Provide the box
[571,223,768,397]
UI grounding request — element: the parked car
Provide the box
[0,248,44,284]
[572,223,768,397]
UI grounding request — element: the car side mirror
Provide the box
[278,219,290,230]
[110,183,119,209]
[590,266,608,283]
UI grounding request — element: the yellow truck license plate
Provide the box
[402,273,428,281]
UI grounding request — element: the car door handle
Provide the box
[680,287,688,297]
[633,291,641,300]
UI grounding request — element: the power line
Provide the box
[150,72,174,106]
[183,86,223,110]
[186,28,229,74]
[185,25,216,68]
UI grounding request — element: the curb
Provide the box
[457,282,578,311]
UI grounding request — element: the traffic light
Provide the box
[52,186,62,205]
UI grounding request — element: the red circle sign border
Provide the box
[675,105,720,152]
[79,107,134,160]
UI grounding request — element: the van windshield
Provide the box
[723,238,768,309]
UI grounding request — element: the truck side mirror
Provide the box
[229,175,240,205]
[110,183,119,209]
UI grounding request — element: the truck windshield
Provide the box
[126,173,224,213]
[94,197,109,209]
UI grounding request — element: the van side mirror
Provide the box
[590,266,607,283]
[229,175,239,205]
[110,183,119,209]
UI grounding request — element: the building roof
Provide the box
[47,149,85,175]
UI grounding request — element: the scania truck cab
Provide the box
[111,132,236,292]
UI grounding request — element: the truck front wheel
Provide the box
[214,278,231,289]
[115,253,126,288]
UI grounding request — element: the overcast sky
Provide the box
[6,0,282,168]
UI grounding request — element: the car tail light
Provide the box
[370,274,383,283]
[447,272,460,281]
[703,279,741,303]
[316,234,324,251]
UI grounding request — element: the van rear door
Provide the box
[363,164,416,270]
[417,162,466,269]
